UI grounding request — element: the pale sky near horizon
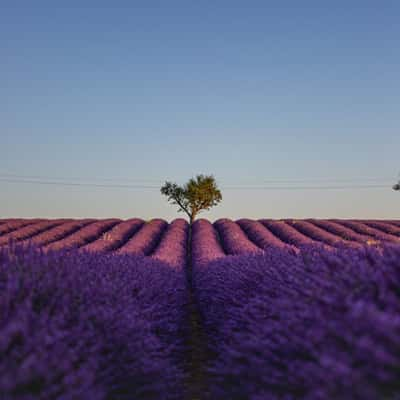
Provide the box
[1,1,399,220]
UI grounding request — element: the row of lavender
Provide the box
[191,218,400,265]
[1,232,400,398]
[0,245,188,399]
[1,218,400,262]
[192,244,400,399]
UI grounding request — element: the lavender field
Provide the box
[1,218,400,399]
[1,218,400,258]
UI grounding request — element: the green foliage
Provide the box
[161,175,222,223]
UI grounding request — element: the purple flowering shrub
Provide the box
[191,219,225,267]
[117,219,168,255]
[362,220,400,236]
[260,219,316,246]
[82,218,144,253]
[193,244,400,399]
[44,219,120,251]
[0,220,66,246]
[309,219,373,243]
[237,219,288,249]
[2,217,400,399]
[334,220,400,244]
[151,219,189,268]
[23,219,95,247]
[0,245,187,399]
[214,219,261,255]
[286,220,361,248]
[0,220,41,236]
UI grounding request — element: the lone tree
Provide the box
[161,174,222,224]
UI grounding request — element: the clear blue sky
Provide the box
[1,1,399,220]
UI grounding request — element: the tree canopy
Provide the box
[161,175,222,223]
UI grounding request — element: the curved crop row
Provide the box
[260,219,316,247]
[361,220,400,237]
[214,219,261,255]
[0,218,23,226]
[191,219,225,267]
[310,219,373,243]
[21,219,95,247]
[193,245,400,399]
[0,219,66,246]
[117,219,168,256]
[334,220,400,244]
[45,219,120,251]
[151,219,188,269]
[0,245,186,399]
[237,219,288,249]
[82,218,144,253]
[287,220,361,248]
[0,219,42,236]
[2,219,399,258]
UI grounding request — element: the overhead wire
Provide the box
[0,173,394,185]
[0,178,159,189]
[0,176,391,191]
[0,173,162,183]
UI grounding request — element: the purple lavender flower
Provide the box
[333,220,400,244]
[82,218,144,253]
[193,244,400,399]
[237,219,288,250]
[151,219,189,269]
[286,219,361,248]
[117,219,168,256]
[309,219,373,243]
[214,219,262,255]
[0,219,42,236]
[361,220,400,236]
[44,219,119,251]
[0,244,187,399]
[260,219,316,247]
[22,219,95,247]
[0,220,67,246]
[191,219,225,267]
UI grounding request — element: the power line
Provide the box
[224,184,389,190]
[0,173,162,183]
[263,178,393,183]
[0,173,394,186]
[0,177,390,191]
[0,178,159,189]
[238,186,391,190]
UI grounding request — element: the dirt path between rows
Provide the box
[183,227,211,400]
